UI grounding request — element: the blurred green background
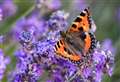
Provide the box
[0,0,120,82]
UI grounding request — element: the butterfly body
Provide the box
[54,8,96,64]
[60,31,86,54]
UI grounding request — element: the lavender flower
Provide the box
[73,0,88,11]
[47,10,69,41]
[0,0,17,20]
[12,48,43,82]
[78,41,115,82]
[0,49,10,81]
[47,10,69,31]
[102,39,116,54]
[36,0,61,10]
[12,14,47,41]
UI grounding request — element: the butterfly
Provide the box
[54,8,96,65]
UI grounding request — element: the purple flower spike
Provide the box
[48,10,69,31]
[105,50,115,76]
[89,40,115,82]
[47,10,69,41]
[0,49,10,81]
[12,49,43,82]
[12,13,47,41]
[102,39,116,54]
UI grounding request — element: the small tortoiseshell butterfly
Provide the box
[54,8,96,65]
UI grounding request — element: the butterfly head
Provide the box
[60,31,66,38]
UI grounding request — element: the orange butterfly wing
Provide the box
[84,33,91,54]
[67,8,91,33]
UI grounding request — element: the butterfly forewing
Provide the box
[67,8,91,33]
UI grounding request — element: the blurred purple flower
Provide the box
[117,7,120,22]
[36,0,61,10]
[102,39,116,54]
[0,49,10,80]
[73,0,88,11]
[12,14,47,41]
[0,0,17,20]
[0,35,4,43]
[46,0,61,10]
[0,8,3,21]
